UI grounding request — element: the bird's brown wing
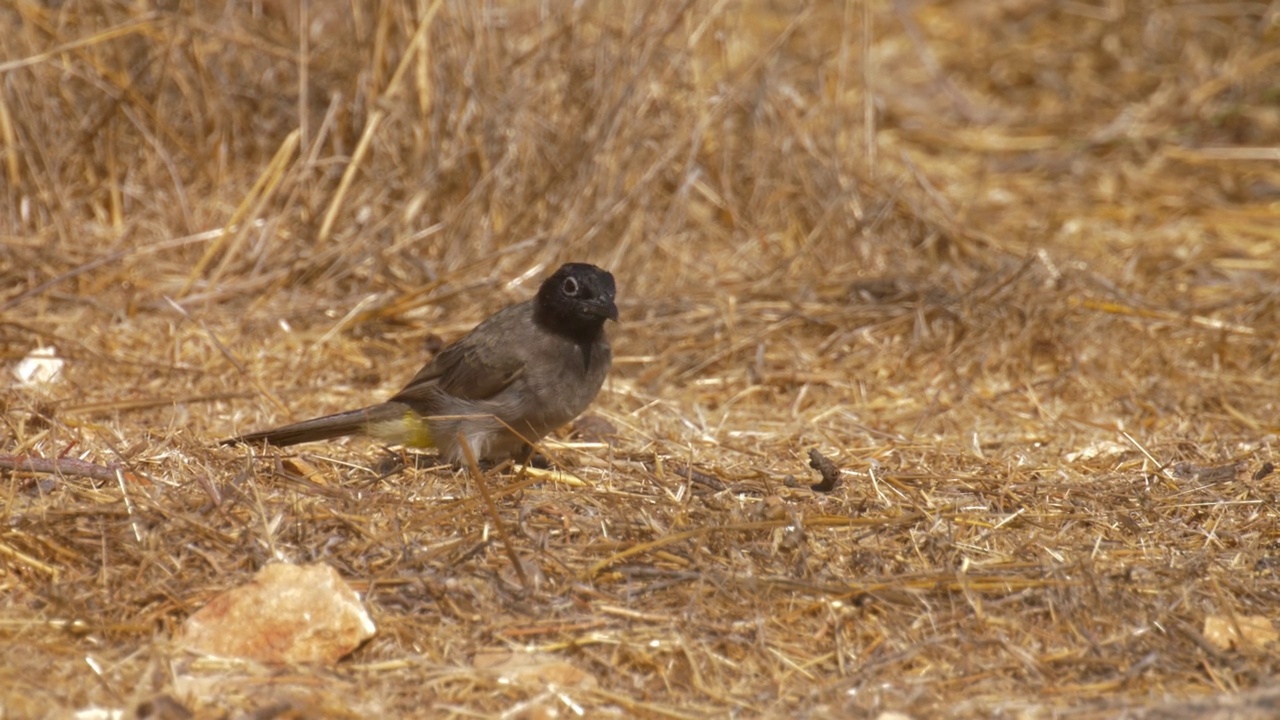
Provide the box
[390,304,530,405]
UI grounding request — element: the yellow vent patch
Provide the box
[367,411,435,449]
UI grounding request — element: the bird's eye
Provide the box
[562,276,581,296]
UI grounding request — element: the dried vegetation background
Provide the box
[3,0,1280,717]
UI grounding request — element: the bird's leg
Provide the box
[516,444,552,469]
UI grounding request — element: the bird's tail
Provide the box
[221,403,414,448]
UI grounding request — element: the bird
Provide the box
[222,262,618,465]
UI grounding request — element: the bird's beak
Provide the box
[589,298,620,322]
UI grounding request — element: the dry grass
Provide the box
[3,0,1280,716]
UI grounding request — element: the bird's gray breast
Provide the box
[516,334,610,434]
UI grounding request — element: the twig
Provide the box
[0,455,136,484]
[807,449,842,492]
[646,460,726,491]
[457,433,529,593]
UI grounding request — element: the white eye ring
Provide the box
[562,276,580,296]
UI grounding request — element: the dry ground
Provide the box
[3,0,1280,717]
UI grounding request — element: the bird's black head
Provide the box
[535,263,618,339]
